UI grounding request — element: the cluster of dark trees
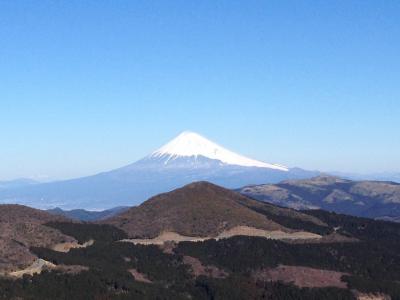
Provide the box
[0,269,185,300]
[244,204,333,235]
[176,210,400,299]
[177,236,400,281]
[196,275,354,300]
[45,222,128,243]
[304,209,400,242]
[0,271,356,300]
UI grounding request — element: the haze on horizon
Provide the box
[1,1,399,181]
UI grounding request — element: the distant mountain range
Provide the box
[0,131,318,210]
[239,175,400,222]
[47,206,129,222]
[329,171,400,183]
[37,175,400,223]
[0,178,38,190]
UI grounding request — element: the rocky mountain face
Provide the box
[239,175,400,221]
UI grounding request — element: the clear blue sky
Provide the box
[1,1,399,180]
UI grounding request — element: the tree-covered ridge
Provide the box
[244,204,332,235]
[176,237,400,281]
[31,242,191,284]
[304,209,400,242]
[0,271,357,300]
[45,222,128,244]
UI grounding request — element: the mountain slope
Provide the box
[0,132,318,209]
[104,181,328,238]
[0,205,74,273]
[239,175,400,220]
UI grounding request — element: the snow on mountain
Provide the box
[150,131,288,171]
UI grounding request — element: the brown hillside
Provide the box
[104,181,325,238]
[0,205,75,273]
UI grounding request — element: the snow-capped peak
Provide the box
[150,131,288,171]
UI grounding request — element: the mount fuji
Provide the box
[133,131,289,173]
[0,131,318,209]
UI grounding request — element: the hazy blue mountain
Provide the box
[47,206,130,221]
[0,178,38,190]
[342,172,400,183]
[0,132,318,210]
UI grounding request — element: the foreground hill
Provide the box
[239,175,400,221]
[104,181,329,239]
[0,205,74,273]
[1,184,400,299]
